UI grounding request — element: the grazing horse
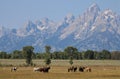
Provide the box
[79,66,91,72]
[68,66,74,72]
[34,66,50,73]
[73,66,77,72]
[79,66,85,72]
[11,67,17,72]
[84,67,91,72]
[43,66,50,72]
[68,66,77,72]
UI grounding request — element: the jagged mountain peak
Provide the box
[89,3,99,8]
[103,9,116,18]
[64,13,75,23]
[35,18,56,31]
[88,3,100,13]
[96,9,117,23]
[64,13,75,20]
[80,3,100,24]
[24,21,36,30]
[104,9,113,14]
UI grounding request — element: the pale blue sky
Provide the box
[0,0,120,28]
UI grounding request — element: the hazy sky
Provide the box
[0,0,120,28]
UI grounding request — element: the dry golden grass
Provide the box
[0,66,120,79]
[0,60,120,79]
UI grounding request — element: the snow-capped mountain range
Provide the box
[0,3,120,52]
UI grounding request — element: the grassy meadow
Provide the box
[0,59,120,79]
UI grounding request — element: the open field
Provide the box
[0,59,120,66]
[0,59,120,79]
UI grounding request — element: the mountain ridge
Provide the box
[0,3,120,52]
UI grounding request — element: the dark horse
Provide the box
[79,66,85,72]
[68,66,77,72]
[39,66,50,73]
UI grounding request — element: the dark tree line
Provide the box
[0,46,120,60]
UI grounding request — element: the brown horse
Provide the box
[43,66,50,72]
[79,66,85,72]
[39,66,50,72]
[68,66,77,72]
[84,67,91,72]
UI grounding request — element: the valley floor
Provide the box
[0,60,120,79]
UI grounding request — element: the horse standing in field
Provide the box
[84,67,91,72]
[68,66,74,72]
[68,66,77,72]
[79,66,91,72]
[42,66,51,72]
[11,67,17,72]
[79,66,85,72]
[33,66,50,73]
[73,66,77,72]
